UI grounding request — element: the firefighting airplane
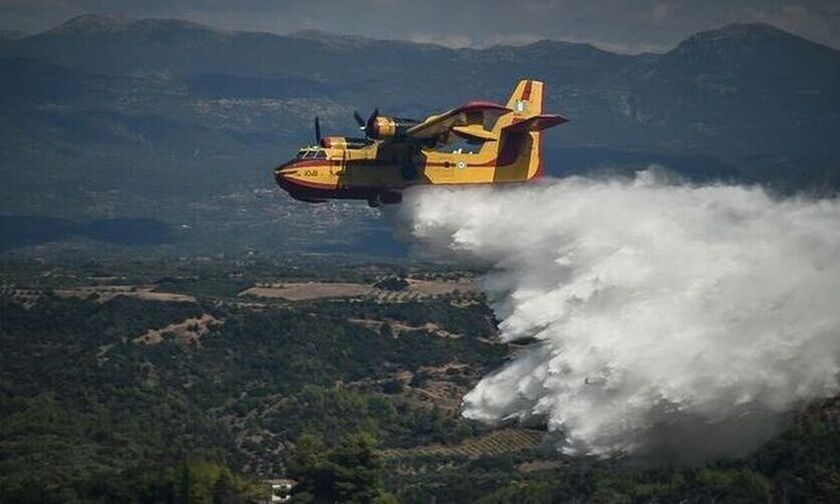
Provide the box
[274,79,566,207]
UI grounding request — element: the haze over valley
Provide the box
[2,14,839,255]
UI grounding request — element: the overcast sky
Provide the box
[2,0,839,52]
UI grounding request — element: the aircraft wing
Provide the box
[403,101,510,142]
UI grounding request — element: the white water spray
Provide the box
[394,170,840,462]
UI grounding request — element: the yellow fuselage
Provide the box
[274,131,541,204]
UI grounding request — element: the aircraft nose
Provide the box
[274,165,297,190]
[274,166,287,185]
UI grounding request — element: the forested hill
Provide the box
[1,15,839,255]
[2,258,840,502]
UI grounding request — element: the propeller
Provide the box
[353,111,366,129]
[353,109,379,138]
[366,108,379,137]
[314,116,322,145]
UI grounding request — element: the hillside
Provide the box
[1,15,839,255]
[2,256,839,502]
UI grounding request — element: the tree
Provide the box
[212,472,240,504]
[290,433,396,503]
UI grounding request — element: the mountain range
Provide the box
[1,14,839,254]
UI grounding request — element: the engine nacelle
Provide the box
[368,116,418,140]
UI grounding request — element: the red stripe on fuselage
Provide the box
[275,171,374,201]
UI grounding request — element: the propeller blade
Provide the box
[353,110,366,128]
[365,108,379,137]
[315,116,322,144]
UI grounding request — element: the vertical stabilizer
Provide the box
[480,80,564,181]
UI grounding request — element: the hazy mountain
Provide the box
[4,15,836,154]
[637,23,840,155]
[0,29,28,41]
[1,15,838,254]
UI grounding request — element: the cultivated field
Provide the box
[239,277,475,301]
[381,428,545,459]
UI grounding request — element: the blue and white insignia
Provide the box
[457,161,466,169]
[515,100,527,113]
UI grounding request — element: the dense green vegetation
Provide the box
[310,296,498,341]
[0,259,501,501]
[289,433,397,503]
[1,258,839,502]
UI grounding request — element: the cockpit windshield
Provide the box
[296,147,327,159]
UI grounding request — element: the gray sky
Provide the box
[2,0,839,52]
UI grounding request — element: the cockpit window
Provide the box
[296,147,326,159]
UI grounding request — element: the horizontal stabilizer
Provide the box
[505,114,568,132]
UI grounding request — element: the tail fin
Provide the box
[479,79,566,181]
